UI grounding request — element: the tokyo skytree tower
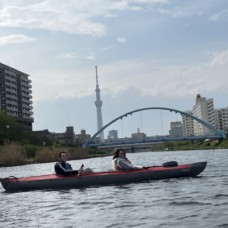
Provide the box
[94,66,104,140]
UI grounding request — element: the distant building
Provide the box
[182,111,194,137]
[34,127,92,145]
[214,107,228,132]
[33,129,51,137]
[33,129,55,145]
[131,128,146,140]
[53,132,66,144]
[65,126,75,145]
[0,62,33,130]
[107,130,118,140]
[53,126,76,145]
[192,94,214,136]
[76,129,91,144]
[207,98,215,128]
[169,121,183,137]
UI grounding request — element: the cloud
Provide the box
[31,51,228,106]
[0,0,172,37]
[155,1,225,19]
[101,45,116,51]
[55,52,78,60]
[209,50,228,65]
[0,0,225,39]
[55,51,95,61]
[0,34,36,46]
[86,52,95,60]
[209,10,228,22]
[157,6,194,18]
[131,0,170,4]
[117,37,126,43]
[0,1,107,37]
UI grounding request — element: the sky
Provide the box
[0,0,228,137]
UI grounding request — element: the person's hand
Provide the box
[78,164,84,176]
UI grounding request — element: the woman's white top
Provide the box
[113,158,135,170]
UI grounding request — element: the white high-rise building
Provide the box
[220,108,228,132]
[207,98,215,128]
[214,109,223,130]
[192,94,214,136]
[182,111,194,137]
[214,107,228,132]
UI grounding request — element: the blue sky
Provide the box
[1,0,228,137]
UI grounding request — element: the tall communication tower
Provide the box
[94,66,104,140]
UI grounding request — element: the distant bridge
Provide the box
[84,107,226,148]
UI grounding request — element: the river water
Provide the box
[0,149,228,228]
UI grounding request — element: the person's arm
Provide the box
[116,158,136,170]
[113,159,119,170]
[125,157,131,164]
[55,163,78,176]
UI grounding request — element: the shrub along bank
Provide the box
[0,142,90,167]
[1,139,228,167]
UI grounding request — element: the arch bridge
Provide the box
[84,107,226,148]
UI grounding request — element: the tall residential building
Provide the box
[221,108,228,132]
[182,111,194,137]
[214,109,223,131]
[94,66,104,140]
[169,121,183,137]
[0,62,33,130]
[214,107,228,132]
[192,94,214,136]
[207,98,215,128]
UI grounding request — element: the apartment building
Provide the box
[0,62,33,130]
[192,94,214,136]
[214,107,228,132]
[182,111,194,137]
[207,98,215,128]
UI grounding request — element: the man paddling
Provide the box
[55,151,84,176]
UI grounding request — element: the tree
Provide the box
[0,111,26,144]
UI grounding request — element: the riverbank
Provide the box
[0,139,227,167]
[150,139,228,151]
[0,143,93,167]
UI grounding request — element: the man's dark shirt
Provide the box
[55,161,78,176]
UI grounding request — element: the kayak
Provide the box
[0,162,207,192]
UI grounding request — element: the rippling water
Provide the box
[1,150,228,228]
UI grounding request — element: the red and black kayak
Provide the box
[0,162,207,192]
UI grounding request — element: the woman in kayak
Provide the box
[112,148,138,171]
[55,151,92,176]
